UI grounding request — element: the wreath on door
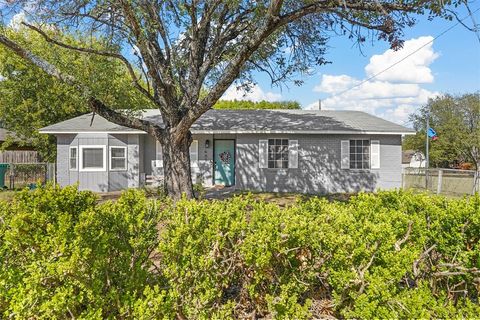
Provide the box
[219,151,231,164]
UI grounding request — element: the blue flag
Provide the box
[428,127,438,140]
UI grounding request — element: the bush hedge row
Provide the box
[1,185,479,319]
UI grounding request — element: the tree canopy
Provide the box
[0,27,153,161]
[214,100,301,110]
[0,0,465,197]
[403,93,480,170]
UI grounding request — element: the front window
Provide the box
[80,146,106,171]
[69,147,77,170]
[110,146,127,171]
[350,140,370,169]
[268,139,288,168]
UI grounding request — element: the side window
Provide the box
[69,146,77,170]
[268,139,289,169]
[110,146,127,171]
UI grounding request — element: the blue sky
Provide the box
[223,5,480,125]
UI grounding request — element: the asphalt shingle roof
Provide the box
[39,109,414,134]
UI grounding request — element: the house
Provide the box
[402,150,426,168]
[39,109,414,193]
[0,128,40,163]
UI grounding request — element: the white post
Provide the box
[473,171,479,195]
[437,169,443,195]
[425,110,430,190]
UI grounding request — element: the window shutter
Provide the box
[288,140,298,168]
[259,140,268,168]
[154,141,163,168]
[190,140,199,167]
[341,140,350,169]
[371,140,380,169]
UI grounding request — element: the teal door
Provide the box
[214,140,235,186]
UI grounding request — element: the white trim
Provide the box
[39,130,146,134]
[79,145,107,172]
[40,129,414,135]
[69,146,78,171]
[109,146,127,171]
[191,130,415,135]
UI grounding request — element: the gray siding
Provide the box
[55,133,141,192]
[235,134,402,193]
[57,132,402,194]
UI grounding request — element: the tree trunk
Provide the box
[159,131,194,200]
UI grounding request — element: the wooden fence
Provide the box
[0,150,40,164]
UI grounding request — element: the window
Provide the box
[268,139,289,168]
[349,140,370,169]
[79,146,106,171]
[110,146,127,171]
[69,146,77,170]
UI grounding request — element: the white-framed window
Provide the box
[268,138,289,168]
[69,146,78,170]
[349,139,370,169]
[79,145,107,172]
[109,146,127,171]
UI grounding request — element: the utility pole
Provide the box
[425,107,430,190]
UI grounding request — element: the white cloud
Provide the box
[222,84,282,102]
[365,36,438,84]
[308,36,440,125]
[9,12,27,30]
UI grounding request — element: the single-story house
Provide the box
[39,109,414,193]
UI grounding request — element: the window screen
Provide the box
[82,148,104,169]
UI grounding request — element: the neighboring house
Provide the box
[403,150,426,168]
[0,128,40,163]
[39,109,414,193]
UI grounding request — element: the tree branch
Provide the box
[0,33,163,137]
[21,22,158,106]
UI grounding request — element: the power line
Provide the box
[328,6,480,99]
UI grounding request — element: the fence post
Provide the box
[9,163,14,190]
[473,171,479,195]
[437,169,443,195]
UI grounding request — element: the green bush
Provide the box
[1,186,479,319]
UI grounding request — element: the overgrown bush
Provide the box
[1,185,479,319]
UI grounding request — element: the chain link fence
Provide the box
[4,163,55,190]
[403,167,480,197]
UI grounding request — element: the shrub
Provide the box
[1,186,479,319]
[0,184,161,318]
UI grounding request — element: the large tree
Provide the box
[404,93,480,170]
[0,0,462,198]
[0,27,154,161]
